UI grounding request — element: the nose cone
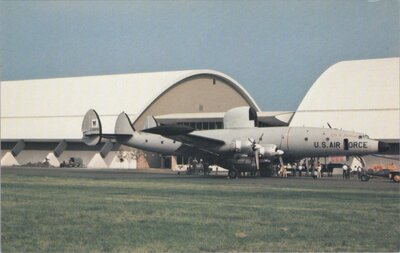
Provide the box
[378,141,390,153]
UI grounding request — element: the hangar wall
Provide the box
[290,57,400,143]
[290,57,400,166]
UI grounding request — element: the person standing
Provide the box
[311,164,317,179]
[317,162,322,178]
[293,163,298,176]
[283,164,288,178]
[342,164,348,179]
[286,163,292,176]
[303,161,308,177]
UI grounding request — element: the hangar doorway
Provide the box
[161,156,176,169]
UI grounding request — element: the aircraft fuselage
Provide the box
[120,126,384,163]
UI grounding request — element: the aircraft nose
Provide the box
[378,141,390,153]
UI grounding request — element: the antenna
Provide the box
[327,122,332,129]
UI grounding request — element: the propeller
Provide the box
[249,134,267,171]
[248,136,260,171]
[248,134,285,172]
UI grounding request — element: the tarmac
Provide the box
[2,166,398,191]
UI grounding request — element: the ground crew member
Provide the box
[298,163,303,177]
[311,164,317,179]
[282,165,287,178]
[342,164,348,179]
[317,162,322,178]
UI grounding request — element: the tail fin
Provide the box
[143,116,159,130]
[115,112,135,135]
[82,109,102,146]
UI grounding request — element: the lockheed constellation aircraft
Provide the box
[82,107,389,178]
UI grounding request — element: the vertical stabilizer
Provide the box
[82,109,102,146]
[115,112,135,135]
[143,116,159,130]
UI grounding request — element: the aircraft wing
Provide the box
[142,124,225,153]
[175,144,220,161]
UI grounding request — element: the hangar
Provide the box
[290,58,399,147]
[1,69,292,168]
[290,57,400,164]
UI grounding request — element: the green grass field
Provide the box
[2,167,399,252]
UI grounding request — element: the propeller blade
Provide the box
[255,149,260,171]
[248,138,256,150]
[258,133,264,143]
[279,156,284,168]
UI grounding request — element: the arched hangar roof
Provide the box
[290,57,399,142]
[1,69,260,140]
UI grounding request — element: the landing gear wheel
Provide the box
[360,174,370,182]
[228,169,238,179]
[260,167,273,177]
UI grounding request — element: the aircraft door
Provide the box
[344,138,349,151]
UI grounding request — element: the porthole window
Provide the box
[305,137,308,141]
[326,137,330,141]
[161,141,164,144]
[145,139,148,143]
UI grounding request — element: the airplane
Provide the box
[82,106,390,178]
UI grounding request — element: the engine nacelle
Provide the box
[258,144,282,158]
[231,141,283,158]
[231,139,253,154]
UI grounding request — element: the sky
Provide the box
[1,0,399,111]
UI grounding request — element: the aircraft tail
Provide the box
[82,109,103,146]
[115,112,135,135]
[82,110,134,146]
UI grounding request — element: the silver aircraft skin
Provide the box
[82,107,389,178]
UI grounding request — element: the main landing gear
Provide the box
[228,164,275,179]
[228,168,239,179]
[260,166,274,177]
